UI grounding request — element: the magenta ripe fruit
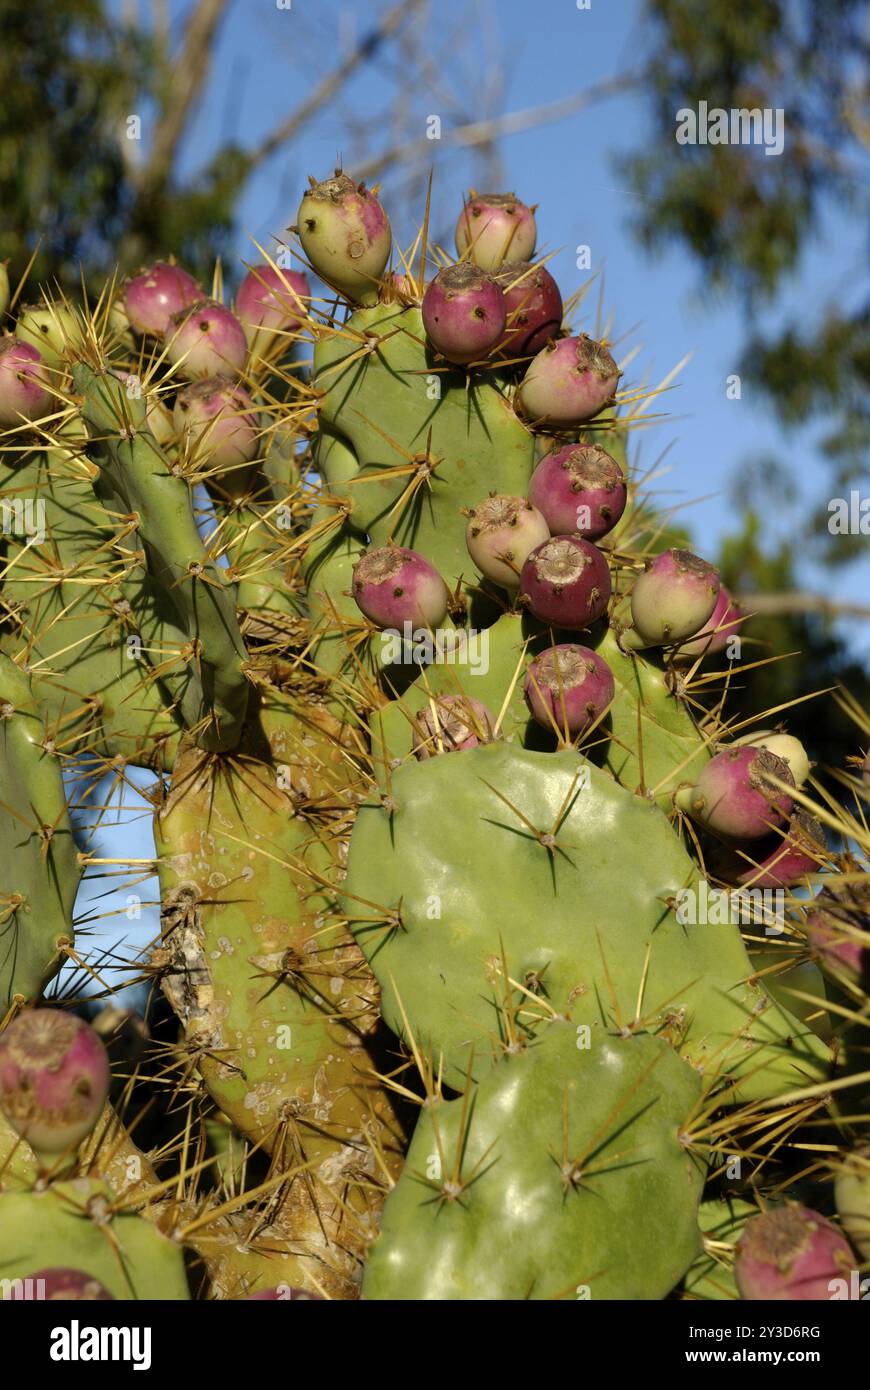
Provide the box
[465,494,550,590]
[685,745,794,840]
[28,1269,115,1301]
[524,644,614,740]
[528,443,627,541]
[352,546,449,630]
[493,260,562,357]
[236,264,310,340]
[676,584,743,659]
[0,1010,110,1156]
[520,536,612,629]
[164,299,248,379]
[806,880,870,979]
[412,695,495,759]
[0,336,51,424]
[517,334,620,426]
[731,809,827,890]
[630,549,720,647]
[123,261,201,338]
[454,192,537,271]
[296,172,391,303]
[422,263,506,366]
[174,377,260,486]
[735,1206,854,1300]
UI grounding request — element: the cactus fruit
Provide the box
[23,1268,115,1300]
[520,535,612,627]
[352,545,449,629]
[630,548,721,647]
[493,260,563,357]
[0,336,51,423]
[523,643,614,739]
[734,1207,854,1300]
[528,442,627,539]
[296,172,391,303]
[518,334,621,425]
[465,494,549,589]
[174,377,260,486]
[680,745,795,840]
[455,191,537,270]
[124,260,202,337]
[236,263,310,339]
[421,263,506,364]
[1,168,865,1305]
[164,299,248,379]
[0,1011,109,1159]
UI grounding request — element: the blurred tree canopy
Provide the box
[623,0,870,766]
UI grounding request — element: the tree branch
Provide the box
[240,0,427,176]
[738,592,870,620]
[349,70,645,184]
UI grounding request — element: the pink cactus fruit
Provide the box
[0,1010,110,1157]
[352,546,449,631]
[296,172,391,302]
[806,879,869,978]
[735,1206,854,1300]
[0,337,51,424]
[412,695,496,759]
[520,536,612,629]
[528,443,627,541]
[523,644,614,740]
[493,260,562,357]
[422,263,506,366]
[164,299,248,379]
[517,334,621,426]
[454,192,537,271]
[27,1269,115,1300]
[174,377,260,489]
[123,261,202,337]
[683,745,795,840]
[236,264,310,342]
[676,583,743,658]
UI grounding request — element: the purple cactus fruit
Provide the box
[528,443,627,541]
[806,880,869,978]
[236,264,310,342]
[685,745,795,840]
[454,192,537,271]
[520,536,612,630]
[28,1269,115,1300]
[0,1010,110,1157]
[517,334,621,426]
[523,644,614,739]
[0,337,51,424]
[421,263,506,366]
[493,261,563,357]
[352,545,449,630]
[296,172,391,302]
[465,494,550,590]
[245,1287,325,1300]
[732,809,827,890]
[164,299,248,380]
[676,584,743,659]
[174,377,260,487]
[381,271,419,305]
[412,695,495,759]
[735,1206,854,1300]
[630,549,721,647]
[736,730,810,789]
[123,261,201,338]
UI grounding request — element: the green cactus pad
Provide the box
[0,1178,189,1300]
[0,654,80,1005]
[342,741,828,1098]
[363,1022,703,1300]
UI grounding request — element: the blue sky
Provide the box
[74,0,868,1002]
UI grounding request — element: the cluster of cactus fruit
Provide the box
[0,172,869,1302]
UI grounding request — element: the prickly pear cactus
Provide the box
[0,170,866,1304]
